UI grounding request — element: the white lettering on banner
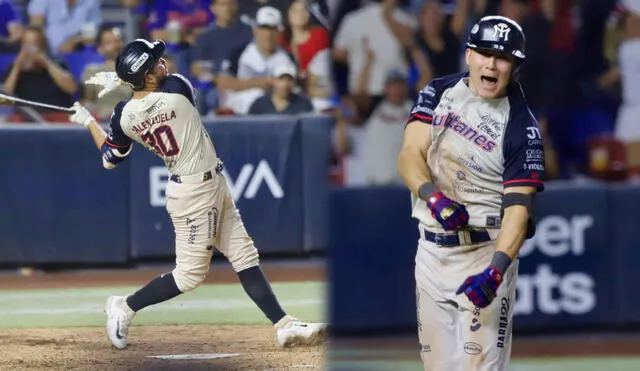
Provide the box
[222,160,284,201]
[150,167,169,207]
[515,264,596,316]
[519,215,594,257]
[148,160,284,207]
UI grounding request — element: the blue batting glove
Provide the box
[456,267,504,308]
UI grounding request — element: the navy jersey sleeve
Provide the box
[407,72,466,125]
[407,80,438,125]
[502,91,545,191]
[104,101,132,150]
[158,73,197,106]
[101,100,132,168]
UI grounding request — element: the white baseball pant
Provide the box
[415,225,518,371]
[164,166,260,292]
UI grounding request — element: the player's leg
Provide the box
[458,258,519,371]
[216,180,327,347]
[415,240,462,371]
[104,180,219,349]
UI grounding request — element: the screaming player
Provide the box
[397,16,545,371]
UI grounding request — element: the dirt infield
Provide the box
[0,260,326,370]
[0,325,325,370]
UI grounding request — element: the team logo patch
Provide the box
[493,23,511,41]
[464,342,482,355]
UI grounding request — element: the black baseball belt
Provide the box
[420,224,492,247]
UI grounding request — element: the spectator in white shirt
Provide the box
[332,0,415,104]
[217,6,296,115]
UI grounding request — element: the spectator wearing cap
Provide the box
[81,26,132,122]
[191,0,253,114]
[217,6,296,115]
[248,62,314,114]
[361,68,413,185]
[27,0,102,55]
[0,0,24,53]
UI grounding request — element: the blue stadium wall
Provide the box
[1,115,640,333]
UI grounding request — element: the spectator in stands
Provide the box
[280,0,333,111]
[0,0,24,54]
[147,0,214,48]
[333,0,415,117]
[248,62,314,114]
[332,95,367,186]
[27,0,102,55]
[191,0,253,115]
[217,6,296,115]
[613,0,640,181]
[498,0,558,178]
[499,0,550,115]
[362,68,412,185]
[410,0,471,89]
[1,26,77,120]
[239,0,294,25]
[81,26,131,122]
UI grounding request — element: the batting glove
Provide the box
[425,191,469,231]
[69,102,95,128]
[456,267,503,308]
[85,71,124,99]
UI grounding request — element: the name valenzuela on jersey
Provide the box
[131,109,177,135]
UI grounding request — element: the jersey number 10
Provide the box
[141,125,180,156]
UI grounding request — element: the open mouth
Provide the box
[481,76,498,84]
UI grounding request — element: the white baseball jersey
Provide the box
[103,74,218,176]
[408,72,545,230]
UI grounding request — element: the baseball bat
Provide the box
[0,92,75,113]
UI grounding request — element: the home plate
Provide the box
[147,353,241,360]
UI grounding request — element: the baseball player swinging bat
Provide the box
[67,38,327,350]
[0,92,75,113]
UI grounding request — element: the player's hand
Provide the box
[425,191,469,230]
[456,267,503,308]
[85,72,124,99]
[69,102,95,128]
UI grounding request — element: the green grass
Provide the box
[0,281,326,329]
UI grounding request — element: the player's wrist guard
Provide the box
[418,182,439,200]
[489,251,512,275]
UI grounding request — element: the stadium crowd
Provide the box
[0,0,637,184]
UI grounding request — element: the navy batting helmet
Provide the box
[115,39,166,90]
[466,16,526,64]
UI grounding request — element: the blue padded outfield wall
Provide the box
[2,117,640,333]
[0,115,332,263]
[328,182,640,334]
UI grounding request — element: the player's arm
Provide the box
[456,109,545,308]
[397,121,433,196]
[69,101,133,169]
[494,185,537,261]
[398,81,438,196]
